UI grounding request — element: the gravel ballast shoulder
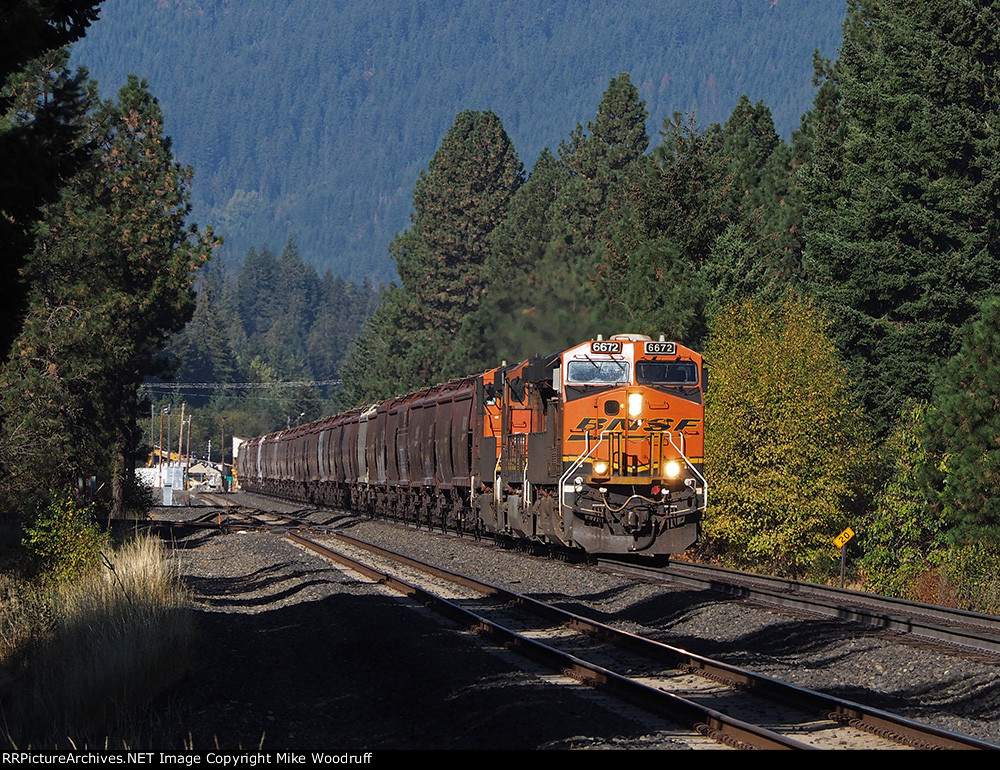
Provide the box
[153,497,1000,750]
[155,508,708,750]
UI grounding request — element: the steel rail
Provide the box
[164,495,1000,656]
[285,530,812,750]
[641,560,1000,655]
[287,530,997,751]
[155,496,999,748]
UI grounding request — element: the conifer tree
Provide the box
[172,267,239,393]
[719,95,781,209]
[341,110,521,401]
[706,95,811,305]
[0,74,216,516]
[706,154,806,307]
[708,54,843,318]
[600,114,728,345]
[449,147,569,370]
[334,286,410,407]
[306,273,377,382]
[487,149,568,299]
[922,296,1000,545]
[803,0,1000,433]
[235,246,280,339]
[396,110,522,337]
[523,74,649,349]
[794,51,845,243]
[0,2,103,362]
[0,1,101,77]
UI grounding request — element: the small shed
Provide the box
[186,460,223,490]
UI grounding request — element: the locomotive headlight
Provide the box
[627,392,643,417]
[593,461,609,477]
[663,460,682,479]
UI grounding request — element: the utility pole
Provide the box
[176,403,185,462]
[177,403,186,492]
[158,407,164,487]
[184,416,192,491]
[221,416,227,491]
[165,405,172,469]
[163,404,172,504]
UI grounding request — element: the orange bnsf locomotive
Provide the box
[236,333,706,556]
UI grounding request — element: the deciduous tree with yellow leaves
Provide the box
[704,292,874,578]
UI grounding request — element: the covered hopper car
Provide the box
[236,334,706,556]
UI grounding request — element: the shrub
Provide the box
[22,494,110,582]
[859,402,948,598]
[938,542,1000,615]
[704,292,875,578]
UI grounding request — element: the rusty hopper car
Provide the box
[236,334,706,556]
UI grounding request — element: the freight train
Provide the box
[236,334,706,556]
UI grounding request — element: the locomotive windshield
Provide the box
[636,361,698,385]
[567,359,630,385]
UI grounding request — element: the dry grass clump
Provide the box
[0,534,193,748]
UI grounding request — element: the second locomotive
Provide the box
[237,333,707,557]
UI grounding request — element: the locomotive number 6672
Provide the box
[237,333,707,557]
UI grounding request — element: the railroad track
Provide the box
[180,495,1000,655]
[597,557,1000,657]
[179,492,1000,657]
[152,494,1000,748]
[271,526,995,750]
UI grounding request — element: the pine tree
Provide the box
[0,2,101,77]
[334,285,411,407]
[719,95,781,208]
[235,246,280,339]
[341,110,521,401]
[923,296,1000,544]
[172,270,239,392]
[803,0,1000,434]
[600,114,728,345]
[0,2,102,362]
[0,74,217,516]
[396,110,522,338]
[795,51,846,244]
[705,95,812,305]
[522,74,650,350]
[449,147,569,371]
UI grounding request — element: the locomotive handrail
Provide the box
[557,429,613,519]
[667,432,708,511]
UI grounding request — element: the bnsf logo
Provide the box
[569,417,701,438]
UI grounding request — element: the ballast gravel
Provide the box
[151,495,1000,750]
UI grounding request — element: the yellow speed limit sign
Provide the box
[834,527,855,548]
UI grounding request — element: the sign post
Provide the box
[834,527,855,588]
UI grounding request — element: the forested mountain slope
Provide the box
[70,0,844,281]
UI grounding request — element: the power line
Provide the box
[141,379,341,391]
